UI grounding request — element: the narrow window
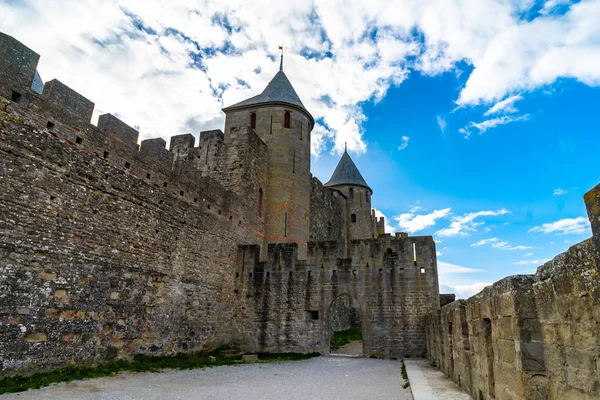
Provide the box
[11,90,22,103]
[284,111,291,128]
[258,188,263,218]
[47,121,55,131]
[103,151,109,159]
[351,214,356,223]
[284,212,288,237]
[146,173,151,179]
[250,112,257,129]
[366,192,370,203]
[328,222,331,238]
[349,188,354,199]
[308,310,319,320]
[300,122,303,140]
[124,162,131,169]
[75,136,83,144]
[270,115,273,134]
[292,151,296,173]
[194,197,198,203]
[163,182,168,188]
[413,243,417,266]
[180,190,184,196]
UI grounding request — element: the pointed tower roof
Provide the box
[222,69,314,126]
[325,150,372,192]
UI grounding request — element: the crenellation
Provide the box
[42,79,95,123]
[0,32,39,104]
[97,113,139,147]
[0,33,445,380]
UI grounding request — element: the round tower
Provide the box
[222,61,314,258]
[325,150,375,241]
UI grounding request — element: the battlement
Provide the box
[0,31,269,236]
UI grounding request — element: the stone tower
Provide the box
[222,61,314,258]
[325,150,375,241]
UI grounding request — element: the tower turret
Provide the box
[222,64,314,258]
[325,150,375,241]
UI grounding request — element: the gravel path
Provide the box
[2,356,412,400]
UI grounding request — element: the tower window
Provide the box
[366,192,370,203]
[284,111,291,128]
[349,188,354,199]
[250,112,257,129]
[258,188,263,218]
[351,214,356,223]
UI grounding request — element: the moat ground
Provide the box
[1,357,411,400]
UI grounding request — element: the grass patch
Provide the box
[0,349,320,395]
[330,328,362,350]
[401,359,410,389]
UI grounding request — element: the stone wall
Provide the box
[0,31,442,378]
[426,186,600,399]
[0,100,265,377]
[239,234,440,358]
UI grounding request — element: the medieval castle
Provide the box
[1,32,599,400]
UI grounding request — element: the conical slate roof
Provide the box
[222,70,314,125]
[324,150,372,192]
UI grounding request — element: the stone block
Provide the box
[0,32,39,100]
[98,113,139,144]
[42,79,95,122]
[242,354,258,362]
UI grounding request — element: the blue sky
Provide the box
[1,0,598,297]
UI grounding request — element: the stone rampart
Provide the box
[238,233,440,358]
[426,187,600,399]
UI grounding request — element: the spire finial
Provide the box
[345,142,347,152]
[278,44,285,71]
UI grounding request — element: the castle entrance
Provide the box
[328,294,363,356]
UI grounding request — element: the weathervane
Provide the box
[278,43,287,71]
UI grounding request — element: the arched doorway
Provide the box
[329,294,363,356]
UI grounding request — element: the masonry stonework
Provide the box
[0,32,441,378]
[426,185,600,399]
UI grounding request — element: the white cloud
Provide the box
[472,237,531,250]
[471,238,499,247]
[528,216,591,235]
[484,94,523,116]
[513,259,550,266]
[525,252,533,257]
[436,209,510,237]
[373,208,395,234]
[459,114,530,138]
[436,251,442,256]
[398,135,409,150]
[553,188,568,195]
[0,0,597,155]
[395,208,451,234]
[438,261,484,274]
[438,261,491,299]
[436,115,447,134]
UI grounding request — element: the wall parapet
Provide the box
[427,186,600,399]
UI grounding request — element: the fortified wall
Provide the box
[0,32,441,377]
[426,184,600,400]
[238,234,439,359]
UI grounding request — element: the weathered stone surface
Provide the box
[426,207,600,400]
[0,33,441,379]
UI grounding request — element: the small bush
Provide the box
[331,328,362,350]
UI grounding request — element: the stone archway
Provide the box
[329,293,363,356]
